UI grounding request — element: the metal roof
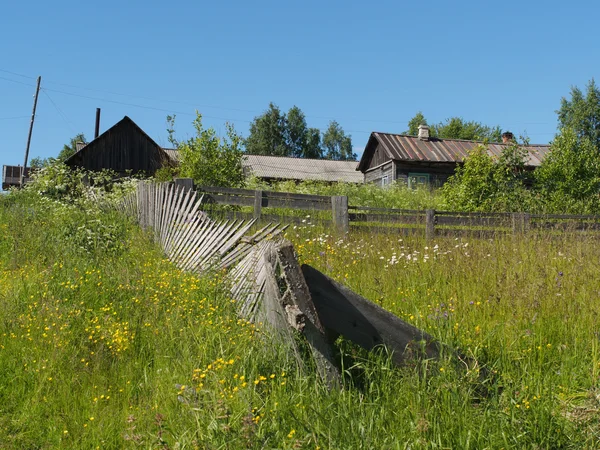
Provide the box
[358,133,552,172]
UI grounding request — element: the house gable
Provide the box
[65,116,171,175]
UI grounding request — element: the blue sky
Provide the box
[1,0,599,179]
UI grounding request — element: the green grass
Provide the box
[2,189,600,448]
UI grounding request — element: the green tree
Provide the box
[404,113,502,141]
[245,103,288,156]
[57,133,87,162]
[434,117,502,142]
[557,79,600,149]
[322,121,356,161]
[171,112,244,188]
[285,106,308,158]
[534,128,600,214]
[404,112,427,135]
[304,127,323,159]
[442,141,531,212]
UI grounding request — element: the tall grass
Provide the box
[1,189,600,448]
[246,177,446,210]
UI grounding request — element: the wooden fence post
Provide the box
[425,209,435,240]
[174,178,194,192]
[253,190,263,219]
[332,196,349,234]
[512,213,530,234]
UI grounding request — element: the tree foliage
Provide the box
[168,113,245,188]
[442,142,532,212]
[556,78,600,149]
[246,103,354,160]
[404,113,502,142]
[58,133,87,162]
[29,133,87,168]
[534,128,600,214]
[245,103,288,157]
[322,120,356,161]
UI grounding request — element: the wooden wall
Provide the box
[65,118,170,175]
[364,161,394,185]
[394,161,457,187]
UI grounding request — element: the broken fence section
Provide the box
[118,181,479,388]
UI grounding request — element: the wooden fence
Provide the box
[120,181,475,389]
[177,179,600,238]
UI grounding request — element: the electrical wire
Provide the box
[41,89,77,134]
[0,68,557,133]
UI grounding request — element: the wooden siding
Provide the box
[394,161,457,187]
[65,117,170,175]
[365,161,394,185]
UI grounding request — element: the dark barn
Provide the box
[64,116,172,176]
[357,126,552,188]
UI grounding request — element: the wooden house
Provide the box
[64,116,173,176]
[357,126,552,187]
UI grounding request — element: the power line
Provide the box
[0,68,558,133]
[0,68,414,125]
[41,89,77,134]
[0,69,37,80]
[0,75,36,87]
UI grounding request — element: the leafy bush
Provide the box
[534,128,600,214]
[169,113,245,188]
[442,143,533,212]
[246,177,445,210]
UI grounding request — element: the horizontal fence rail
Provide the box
[174,179,600,239]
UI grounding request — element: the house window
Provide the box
[408,173,430,189]
[381,175,389,187]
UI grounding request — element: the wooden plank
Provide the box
[195,185,257,196]
[425,209,435,240]
[301,264,440,365]
[349,213,424,224]
[264,198,332,210]
[332,196,349,234]
[435,210,514,218]
[436,215,510,227]
[530,213,600,220]
[206,193,256,207]
[275,243,341,388]
[265,191,331,202]
[253,190,263,219]
[349,206,424,214]
[349,224,424,236]
[531,221,600,231]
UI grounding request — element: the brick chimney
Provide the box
[501,131,515,143]
[418,124,430,141]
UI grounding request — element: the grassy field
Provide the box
[2,189,600,448]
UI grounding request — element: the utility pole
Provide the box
[20,76,41,187]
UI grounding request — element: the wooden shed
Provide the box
[64,116,172,176]
[357,129,551,188]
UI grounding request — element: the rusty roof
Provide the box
[357,132,552,172]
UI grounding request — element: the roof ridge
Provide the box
[372,131,550,147]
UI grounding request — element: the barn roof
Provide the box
[162,150,362,183]
[64,116,171,168]
[242,154,362,183]
[357,132,552,172]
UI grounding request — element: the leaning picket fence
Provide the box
[117,181,481,388]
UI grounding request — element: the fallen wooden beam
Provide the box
[301,264,441,365]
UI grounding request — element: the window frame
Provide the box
[408,172,430,189]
